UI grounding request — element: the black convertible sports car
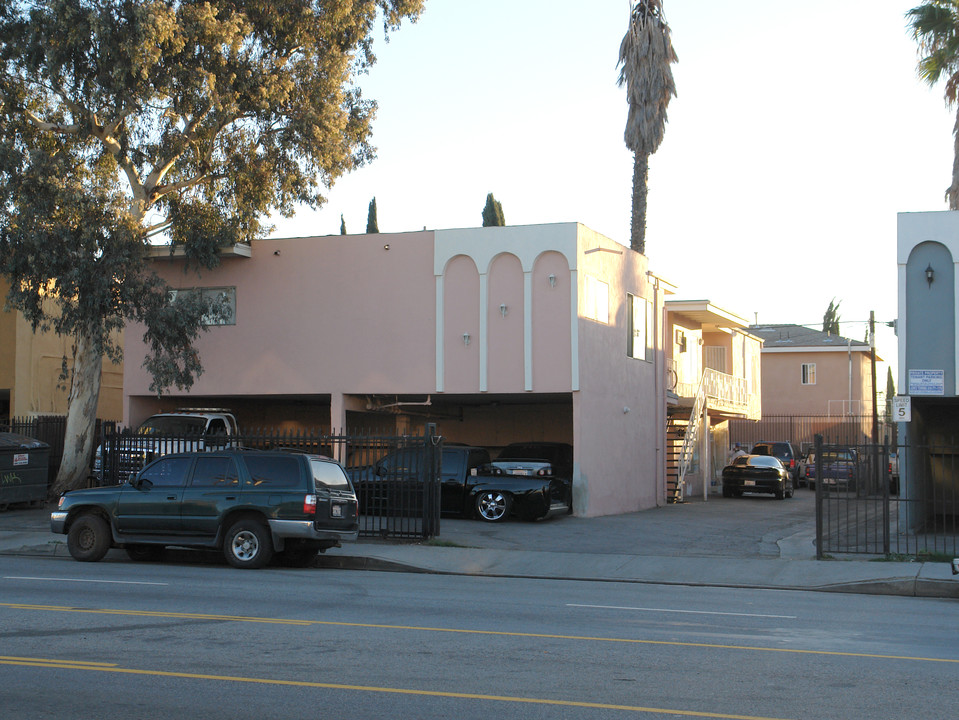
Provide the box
[721,454,794,499]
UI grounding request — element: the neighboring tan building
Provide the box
[664,301,763,501]
[749,324,875,419]
[0,276,123,425]
[122,223,675,517]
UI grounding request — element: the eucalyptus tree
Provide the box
[617,0,677,254]
[909,1,959,208]
[0,0,423,494]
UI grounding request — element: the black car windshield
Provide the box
[137,417,206,436]
[311,459,352,490]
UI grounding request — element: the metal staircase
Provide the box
[668,375,707,504]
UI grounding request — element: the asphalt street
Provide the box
[0,491,957,597]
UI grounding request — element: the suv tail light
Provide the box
[536,465,554,477]
[303,494,317,515]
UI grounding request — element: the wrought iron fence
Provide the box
[3,415,111,486]
[814,434,958,558]
[5,416,442,539]
[729,414,887,455]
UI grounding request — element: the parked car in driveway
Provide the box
[52,449,358,568]
[806,447,858,491]
[351,444,571,522]
[722,455,794,499]
[749,441,803,486]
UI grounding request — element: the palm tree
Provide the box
[617,1,678,254]
[909,1,959,209]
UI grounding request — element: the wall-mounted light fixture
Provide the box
[463,333,471,346]
[926,263,935,287]
[548,273,556,288]
[383,244,390,251]
[500,304,508,317]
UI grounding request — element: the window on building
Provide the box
[169,286,236,326]
[801,362,816,385]
[584,275,609,324]
[705,346,727,373]
[627,293,652,361]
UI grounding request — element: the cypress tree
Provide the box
[482,193,505,227]
[340,214,347,235]
[366,198,379,233]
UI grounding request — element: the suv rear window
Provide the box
[311,458,351,490]
[244,455,301,488]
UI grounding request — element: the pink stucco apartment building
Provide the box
[123,223,677,517]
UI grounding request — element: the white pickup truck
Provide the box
[92,408,239,484]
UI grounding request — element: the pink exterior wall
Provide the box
[572,226,661,516]
[127,232,439,401]
[761,350,873,416]
[124,223,666,517]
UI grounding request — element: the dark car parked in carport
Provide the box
[350,444,571,523]
[722,455,794,499]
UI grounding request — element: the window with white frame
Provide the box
[169,287,236,326]
[801,362,816,385]
[584,275,609,324]
[627,293,652,361]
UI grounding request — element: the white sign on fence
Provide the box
[892,396,911,422]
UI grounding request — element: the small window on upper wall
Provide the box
[627,293,652,362]
[170,287,236,326]
[801,362,816,385]
[584,275,609,324]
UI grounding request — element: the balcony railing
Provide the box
[668,362,753,417]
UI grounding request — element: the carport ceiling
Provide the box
[365,393,571,408]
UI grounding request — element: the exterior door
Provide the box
[115,455,193,534]
[179,455,241,536]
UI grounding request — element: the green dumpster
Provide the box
[0,433,50,509]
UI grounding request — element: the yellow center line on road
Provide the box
[2,602,956,665]
[0,654,789,720]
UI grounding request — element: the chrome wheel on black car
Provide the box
[475,491,511,522]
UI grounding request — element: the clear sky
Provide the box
[269,0,953,386]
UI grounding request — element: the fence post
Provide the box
[882,440,890,556]
[422,423,441,539]
[815,433,823,560]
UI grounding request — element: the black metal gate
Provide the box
[815,434,959,557]
[93,421,442,540]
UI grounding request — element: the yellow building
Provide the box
[0,276,123,424]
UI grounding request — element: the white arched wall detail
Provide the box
[435,225,580,394]
[438,253,481,393]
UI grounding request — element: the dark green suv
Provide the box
[51,450,358,568]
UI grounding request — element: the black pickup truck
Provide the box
[350,444,571,523]
[52,449,358,568]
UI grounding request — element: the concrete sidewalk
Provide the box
[1,495,956,598]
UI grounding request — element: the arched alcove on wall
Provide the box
[906,241,955,394]
[486,253,525,392]
[443,255,481,392]
[531,251,573,391]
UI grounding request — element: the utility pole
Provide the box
[870,310,879,444]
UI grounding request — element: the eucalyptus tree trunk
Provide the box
[51,330,103,496]
[630,152,650,255]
